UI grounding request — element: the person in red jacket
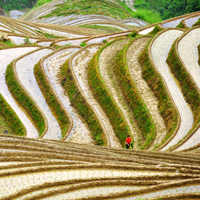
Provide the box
[125,135,133,149]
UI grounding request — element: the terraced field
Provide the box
[0,1,200,199]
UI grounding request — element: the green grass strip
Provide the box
[60,60,105,146]
[34,62,70,138]
[88,44,131,146]
[0,93,26,136]
[139,39,178,149]
[167,42,200,148]
[6,62,45,136]
[113,40,156,149]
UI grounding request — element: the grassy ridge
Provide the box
[6,62,45,136]
[113,40,156,149]
[42,0,161,24]
[34,62,70,138]
[0,93,26,136]
[88,46,131,146]
[139,40,178,149]
[60,60,105,146]
[167,42,200,145]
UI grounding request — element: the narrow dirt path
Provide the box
[126,37,167,150]
[43,48,93,144]
[72,45,121,148]
[176,28,200,151]
[98,39,141,149]
[151,29,194,151]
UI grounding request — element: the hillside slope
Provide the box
[0,2,199,198]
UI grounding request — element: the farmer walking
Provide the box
[125,135,133,149]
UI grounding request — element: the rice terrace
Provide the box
[0,0,200,199]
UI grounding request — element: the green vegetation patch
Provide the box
[6,61,45,136]
[176,20,186,28]
[193,18,200,27]
[167,42,200,147]
[35,30,59,39]
[33,0,52,9]
[88,44,131,146]
[0,0,36,11]
[113,39,156,149]
[42,0,161,24]
[0,114,13,135]
[34,62,70,138]
[139,39,178,149]
[0,38,37,49]
[60,59,105,146]
[0,93,26,136]
[134,0,200,20]
[79,24,122,34]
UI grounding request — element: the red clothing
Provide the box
[126,137,131,144]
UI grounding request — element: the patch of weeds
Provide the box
[148,24,163,35]
[80,41,87,47]
[24,36,31,45]
[127,30,137,38]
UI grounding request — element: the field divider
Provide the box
[139,28,183,150]
[88,40,132,146]
[5,47,54,137]
[145,193,200,200]
[60,44,109,146]
[0,16,42,38]
[18,178,200,200]
[113,37,156,149]
[166,27,200,151]
[34,47,77,140]
[1,178,165,200]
